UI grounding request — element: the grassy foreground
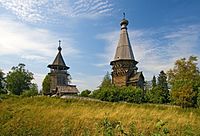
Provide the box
[0,95,200,136]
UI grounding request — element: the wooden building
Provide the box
[110,15,145,89]
[48,41,79,95]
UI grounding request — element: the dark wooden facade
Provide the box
[48,41,79,95]
[110,17,145,89]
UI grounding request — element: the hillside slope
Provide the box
[0,96,200,136]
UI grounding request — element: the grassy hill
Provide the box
[0,95,200,136]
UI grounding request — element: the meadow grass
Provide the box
[0,95,200,136]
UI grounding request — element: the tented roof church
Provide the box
[48,41,79,95]
[110,14,145,89]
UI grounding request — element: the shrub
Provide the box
[80,90,91,97]
[92,86,144,103]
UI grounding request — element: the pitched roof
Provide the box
[128,72,144,82]
[112,18,135,61]
[52,51,66,66]
[48,43,69,69]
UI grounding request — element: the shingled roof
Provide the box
[48,41,69,70]
[128,72,144,82]
[112,18,135,62]
[52,49,66,66]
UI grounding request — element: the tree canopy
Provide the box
[6,63,34,95]
[42,74,51,95]
[158,71,169,103]
[152,75,157,89]
[167,56,200,107]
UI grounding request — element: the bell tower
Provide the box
[48,41,78,95]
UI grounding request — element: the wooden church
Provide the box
[48,41,79,95]
[110,15,145,89]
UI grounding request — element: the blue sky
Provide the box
[0,0,200,91]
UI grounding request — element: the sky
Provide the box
[0,0,200,91]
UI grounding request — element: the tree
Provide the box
[167,56,200,107]
[100,72,112,88]
[0,69,6,94]
[152,75,157,89]
[145,74,166,104]
[42,74,51,95]
[157,71,170,103]
[6,63,34,95]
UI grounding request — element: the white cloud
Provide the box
[0,0,114,23]
[97,24,200,81]
[0,17,80,62]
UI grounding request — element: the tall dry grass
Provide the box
[0,95,200,135]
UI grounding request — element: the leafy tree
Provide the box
[152,75,157,89]
[0,69,6,94]
[6,63,34,95]
[100,72,112,88]
[167,56,200,107]
[42,74,51,95]
[80,89,91,97]
[157,71,170,103]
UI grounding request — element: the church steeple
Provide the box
[110,14,144,88]
[111,13,136,64]
[48,40,69,70]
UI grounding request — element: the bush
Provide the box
[79,90,91,97]
[91,86,144,103]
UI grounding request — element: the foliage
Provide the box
[21,83,38,97]
[98,116,128,136]
[92,86,144,103]
[157,71,170,103]
[145,86,164,104]
[145,71,169,104]
[6,63,34,95]
[152,75,157,89]
[153,120,169,136]
[167,56,200,107]
[0,69,6,94]
[92,72,144,103]
[80,89,91,97]
[42,74,51,95]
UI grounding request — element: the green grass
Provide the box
[0,95,200,136]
